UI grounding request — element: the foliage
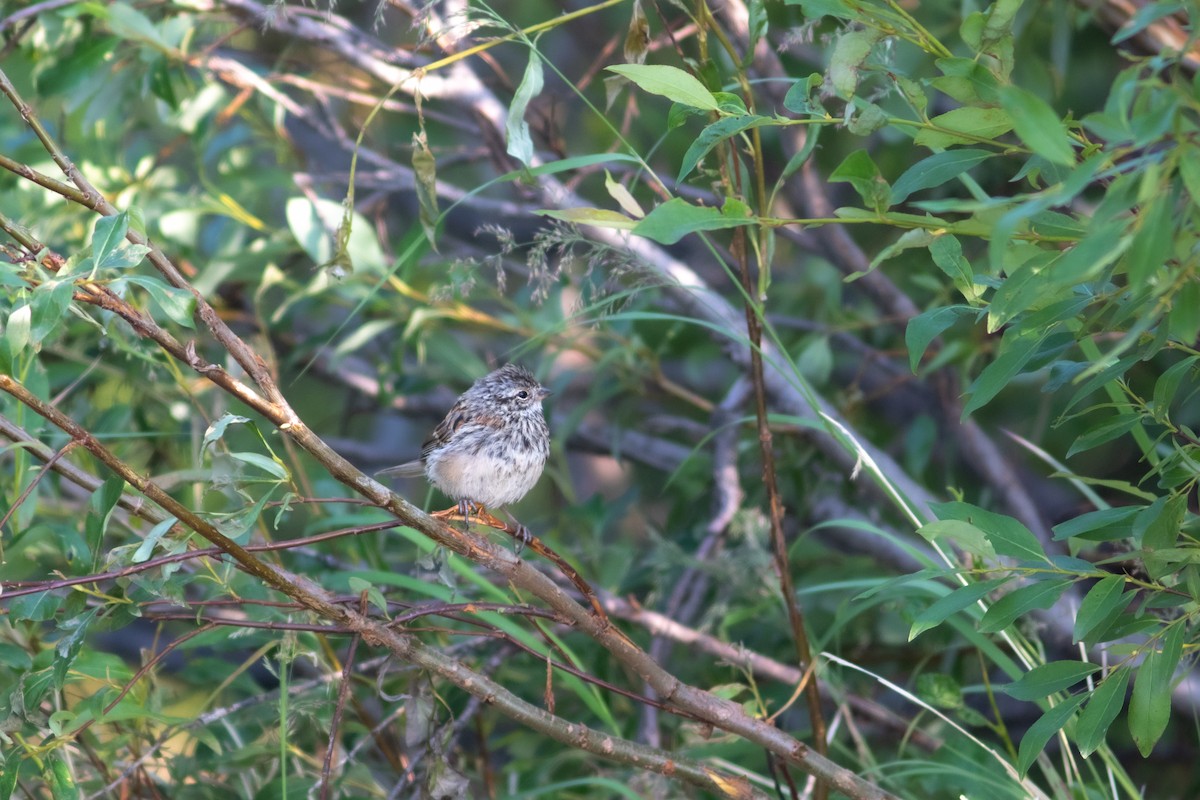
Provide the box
[1,0,1198,798]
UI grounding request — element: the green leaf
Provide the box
[978,578,1071,633]
[891,149,994,204]
[779,119,822,184]
[29,279,75,346]
[930,57,1001,106]
[202,413,252,451]
[8,590,63,622]
[92,211,129,270]
[678,115,775,181]
[348,576,391,618]
[1140,492,1186,552]
[915,107,1014,149]
[985,250,1056,331]
[929,235,982,303]
[104,1,169,49]
[1126,194,1174,286]
[782,73,825,114]
[1017,694,1086,776]
[132,516,179,563]
[1000,86,1075,167]
[1077,666,1132,757]
[85,476,126,568]
[1152,355,1197,418]
[1067,412,1142,457]
[1004,660,1100,701]
[0,755,20,799]
[633,197,754,245]
[1053,506,1142,542]
[963,327,1047,418]
[116,275,196,328]
[53,607,99,691]
[789,0,855,20]
[1168,280,1200,345]
[537,207,639,229]
[916,672,965,709]
[1129,623,1184,756]
[829,29,883,99]
[47,752,81,800]
[869,228,935,270]
[906,305,976,372]
[829,150,891,212]
[229,451,290,480]
[506,47,544,167]
[917,520,994,560]
[1073,576,1132,643]
[910,577,1009,640]
[606,64,719,111]
[931,501,1048,563]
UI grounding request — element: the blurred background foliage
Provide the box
[2,0,1199,797]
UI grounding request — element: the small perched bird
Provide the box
[379,364,551,529]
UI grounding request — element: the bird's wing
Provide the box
[420,399,503,460]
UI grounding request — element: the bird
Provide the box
[378,364,550,535]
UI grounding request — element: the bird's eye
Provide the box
[517,390,529,399]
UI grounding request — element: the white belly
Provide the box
[425,447,546,508]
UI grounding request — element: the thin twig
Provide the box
[321,593,367,799]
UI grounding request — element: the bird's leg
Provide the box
[492,510,532,554]
[431,501,477,531]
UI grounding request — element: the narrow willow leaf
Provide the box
[1004,660,1100,701]
[963,327,1047,418]
[915,107,1013,149]
[1129,623,1184,756]
[891,149,994,204]
[931,501,1048,563]
[1151,355,1198,418]
[29,279,75,346]
[604,171,644,218]
[1067,412,1142,457]
[1141,492,1186,551]
[1051,506,1142,544]
[906,305,975,372]
[229,451,289,480]
[910,577,1009,640]
[1017,694,1086,776]
[978,578,1071,633]
[1077,666,1132,757]
[678,115,774,181]
[606,64,719,111]
[118,275,196,328]
[1073,575,1131,643]
[1000,86,1075,167]
[1126,194,1174,286]
[1168,280,1200,345]
[92,211,129,270]
[132,516,179,564]
[202,413,252,451]
[633,198,753,245]
[538,207,638,230]
[929,235,982,303]
[917,519,995,559]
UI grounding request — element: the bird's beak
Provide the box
[539,388,551,399]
